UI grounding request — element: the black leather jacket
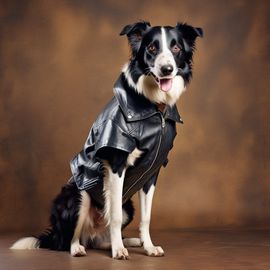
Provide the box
[70,74,183,206]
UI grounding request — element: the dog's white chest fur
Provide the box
[127,148,143,167]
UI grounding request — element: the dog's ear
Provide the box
[120,21,151,57]
[176,23,203,51]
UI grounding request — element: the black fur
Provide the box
[39,182,81,251]
[122,199,135,229]
[142,172,159,194]
[96,147,129,177]
[120,21,151,58]
[120,22,203,84]
[38,182,135,251]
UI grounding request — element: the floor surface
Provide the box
[1,230,270,270]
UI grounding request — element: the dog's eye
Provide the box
[172,45,181,54]
[147,45,157,54]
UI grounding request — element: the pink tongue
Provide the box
[160,79,172,92]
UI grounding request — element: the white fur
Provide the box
[122,27,187,106]
[122,208,129,225]
[71,169,143,258]
[123,64,185,106]
[122,64,185,107]
[139,185,164,256]
[151,27,177,78]
[102,162,112,226]
[102,164,129,259]
[127,147,143,167]
[10,237,39,250]
[91,213,138,250]
[161,27,170,53]
[70,190,110,255]
[103,148,142,226]
[70,191,90,256]
[136,74,185,106]
[122,63,137,90]
[11,142,156,259]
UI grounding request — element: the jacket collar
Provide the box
[113,74,183,123]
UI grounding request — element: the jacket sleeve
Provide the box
[70,119,136,190]
[91,119,136,157]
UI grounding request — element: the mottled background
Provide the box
[0,0,270,232]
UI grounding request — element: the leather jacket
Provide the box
[69,73,183,206]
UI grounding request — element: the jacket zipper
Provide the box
[123,113,165,199]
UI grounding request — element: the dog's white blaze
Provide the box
[10,237,39,250]
[161,27,170,53]
[151,28,177,77]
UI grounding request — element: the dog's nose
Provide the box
[160,64,174,76]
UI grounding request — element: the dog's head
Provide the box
[120,21,203,106]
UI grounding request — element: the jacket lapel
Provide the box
[114,73,183,123]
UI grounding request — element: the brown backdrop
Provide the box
[0,0,270,232]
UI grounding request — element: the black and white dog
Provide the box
[11,21,202,259]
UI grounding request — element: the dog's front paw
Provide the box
[112,247,130,260]
[70,243,87,257]
[145,246,164,257]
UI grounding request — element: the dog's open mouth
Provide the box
[151,73,173,92]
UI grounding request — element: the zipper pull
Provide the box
[161,116,165,128]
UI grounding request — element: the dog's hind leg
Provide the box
[92,230,111,250]
[123,238,142,247]
[139,184,164,257]
[70,191,90,256]
[92,200,137,250]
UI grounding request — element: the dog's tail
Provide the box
[10,236,40,250]
[10,182,81,251]
[10,229,54,250]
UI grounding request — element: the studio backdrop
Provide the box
[0,0,269,232]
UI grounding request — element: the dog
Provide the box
[11,21,203,259]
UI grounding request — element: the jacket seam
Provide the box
[107,118,135,141]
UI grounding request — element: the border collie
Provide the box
[11,21,203,259]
